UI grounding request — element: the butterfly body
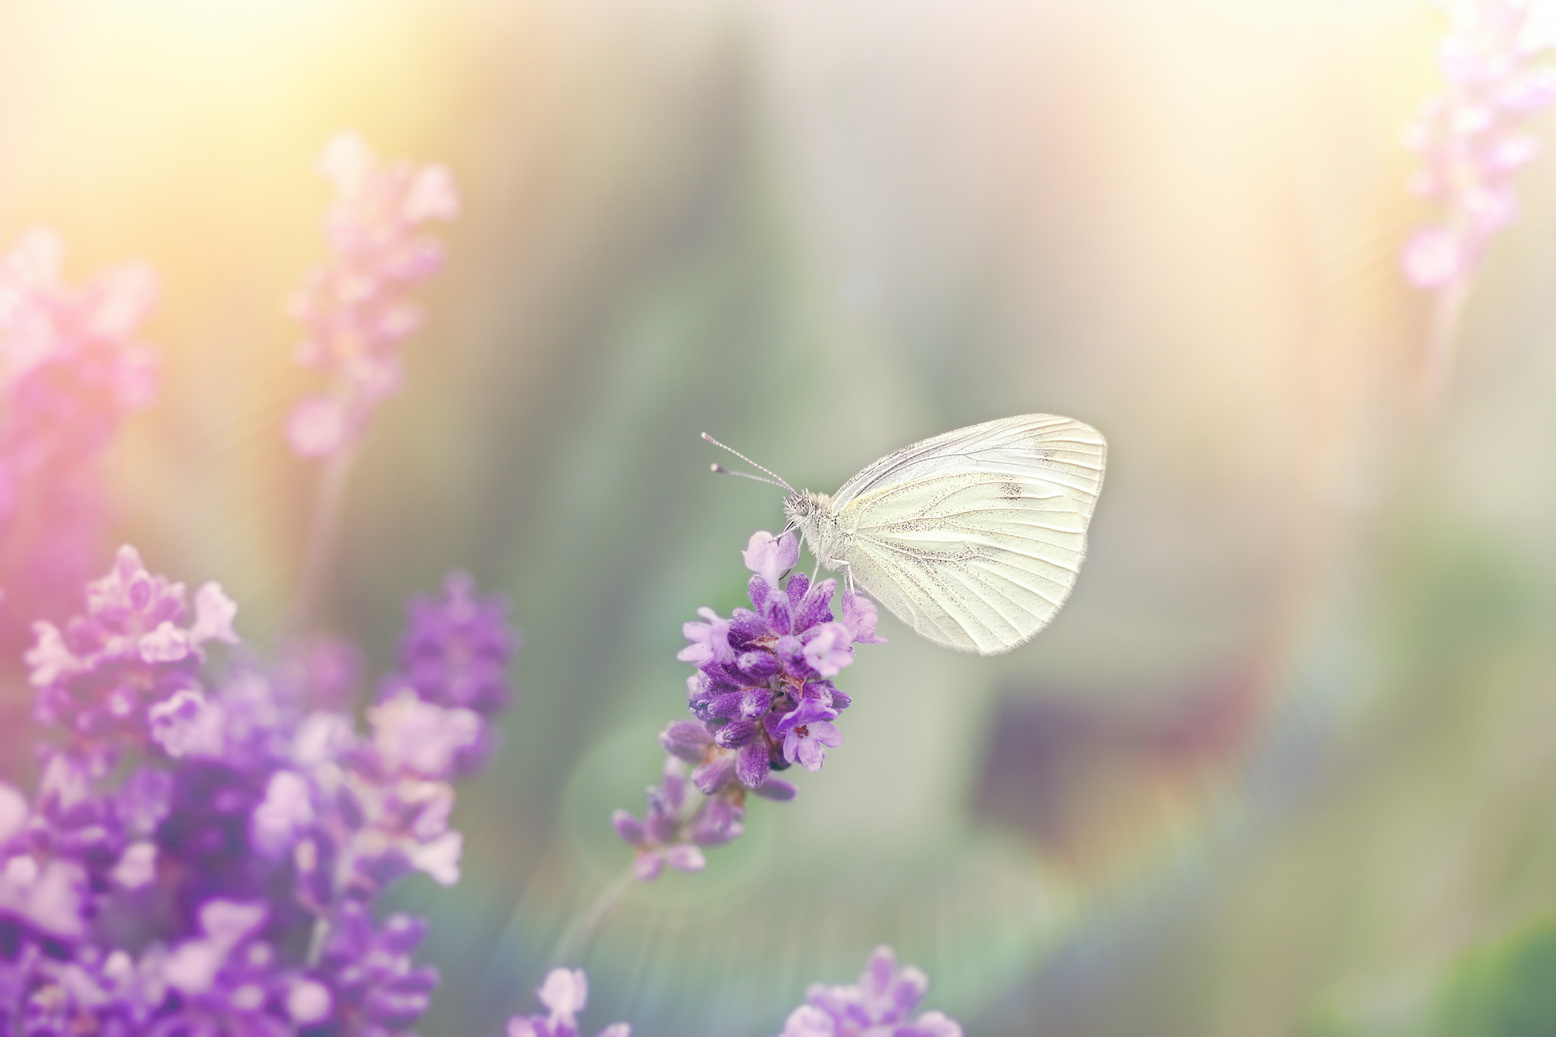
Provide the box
[783,490,848,571]
[783,415,1107,656]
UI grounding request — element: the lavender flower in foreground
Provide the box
[776,946,962,1037]
[286,131,460,458]
[1402,0,1556,290]
[503,968,630,1037]
[613,530,883,879]
[2,550,519,1035]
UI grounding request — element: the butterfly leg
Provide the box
[833,559,855,594]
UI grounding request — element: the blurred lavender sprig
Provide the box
[2,549,520,1034]
[1402,0,1556,291]
[0,228,159,655]
[613,530,884,880]
[286,132,460,460]
[775,946,962,1037]
[286,130,460,631]
[502,968,629,1037]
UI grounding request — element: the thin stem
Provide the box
[293,447,356,633]
[305,913,331,966]
[1420,279,1469,416]
[550,865,637,967]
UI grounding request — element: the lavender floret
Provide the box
[776,946,962,1037]
[502,967,630,1037]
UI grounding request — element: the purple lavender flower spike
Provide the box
[1402,0,1556,291]
[776,945,962,1037]
[397,569,519,714]
[286,131,460,458]
[623,527,885,875]
[504,967,631,1037]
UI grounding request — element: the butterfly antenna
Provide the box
[709,463,787,489]
[701,432,795,492]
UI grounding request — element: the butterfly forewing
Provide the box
[831,415,1106,655]
[833,414,1106,516]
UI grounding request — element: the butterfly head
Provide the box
[782,489,824,518]
[783,489,833,537]
[782,491,810,526]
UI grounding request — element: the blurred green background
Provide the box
[3,0,1555,1033]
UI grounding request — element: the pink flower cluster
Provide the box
[1402,0,1556,289]
[286,132,460,458]
[0,229,159,647]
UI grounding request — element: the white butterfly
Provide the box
[705,414,1107,655]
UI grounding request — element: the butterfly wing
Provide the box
[832,415,1106,655]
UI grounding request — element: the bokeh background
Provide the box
[3,0,1556,1034]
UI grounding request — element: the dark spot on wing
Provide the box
[1001,481,1024,501]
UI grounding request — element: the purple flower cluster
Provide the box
[1,548,519,1034]
[387,571,519,776]
[502,968,629,1037]
[1402,0,1556,290]
[613,531,884,879]
[26,545,238,758]
[776,946,962,1037]
[0,228,159,654]
[286,131,460,458]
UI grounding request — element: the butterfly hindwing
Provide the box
[832,415,1105,655]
